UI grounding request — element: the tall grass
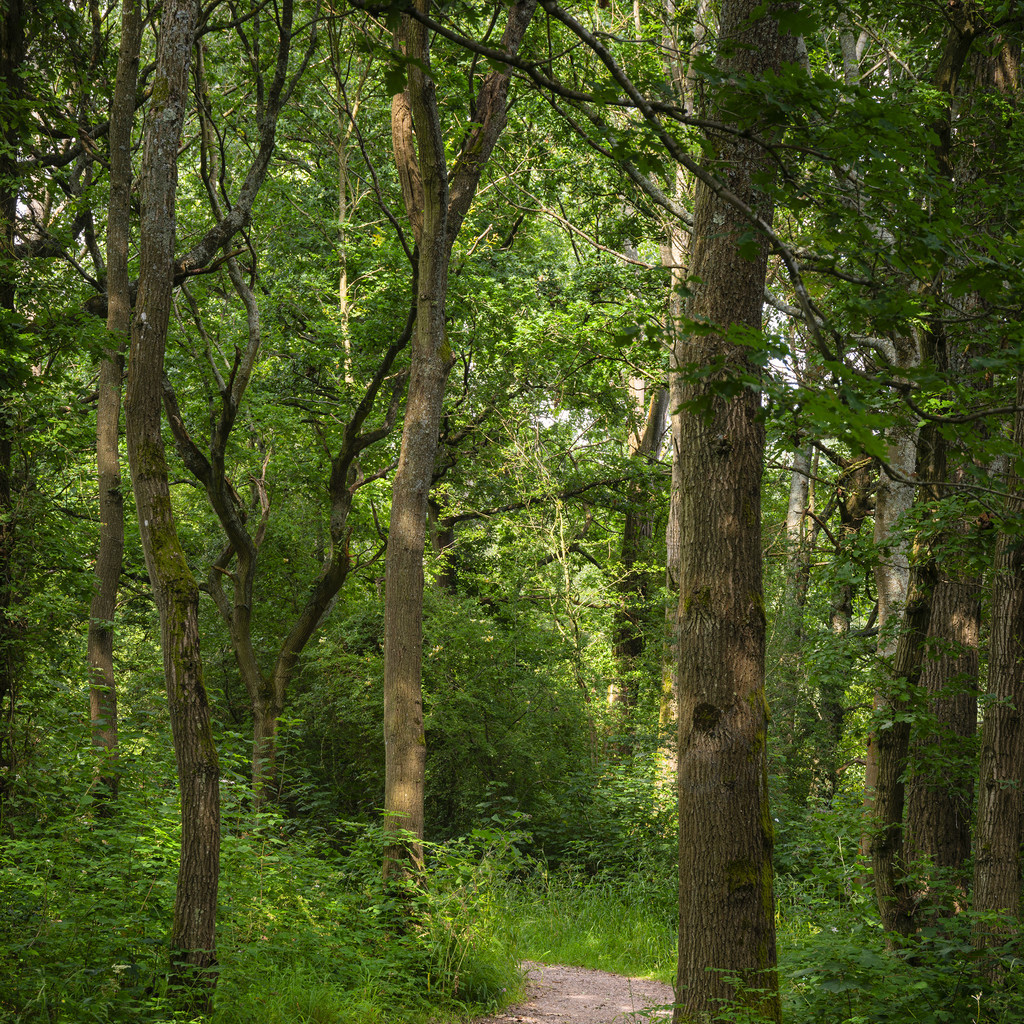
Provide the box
[494,871,677,983]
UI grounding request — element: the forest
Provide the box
[1,0,1023,1021]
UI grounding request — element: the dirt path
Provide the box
[473,961,674,1024]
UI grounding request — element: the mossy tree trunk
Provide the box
[382,0,536,879]
[123,0,219,1004]
[87,0,141,805]
[674,3,794,1020]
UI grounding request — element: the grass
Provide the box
[494,871,677,984]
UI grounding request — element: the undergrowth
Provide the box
[0,753,524,1024]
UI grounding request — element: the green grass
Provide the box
[494,872,677,983]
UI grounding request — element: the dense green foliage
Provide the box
[4,0,1024,1021]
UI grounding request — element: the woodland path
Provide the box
[472,961,674,1024]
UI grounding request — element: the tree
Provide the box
[973,370,1024,953]
[673,2,796,1019]
[381,0,537,876]
[123,0,219,1000]
[86,0,141,804]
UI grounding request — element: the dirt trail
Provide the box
[473,961,674,1024]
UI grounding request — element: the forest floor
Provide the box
[473,961,674,1024]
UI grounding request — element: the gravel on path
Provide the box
[473,961,675,1024]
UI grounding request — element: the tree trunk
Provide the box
[0,0,24,814]
[611,382,668,728]
[674,3,794,1019]
[905,562,979,898]
[862,396,918,860]
[87,0,140,805]
[659,0,710,737]
[124,0,219,1002]
[973,370,1024,950]
[818,453,872,801]
[870,9,980,936]
[382,0,536,878]
[870,416,943,937]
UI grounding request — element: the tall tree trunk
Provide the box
[124,0,219,1002]
[0,0,24,814]
[674,3,794,1019]
[87,0,141,804]
[611,382,668,729]
[818,453,872,801]
[862,391,918,860]
[869,9,981,937]
[870,403,944,937]
[382,0,536,878]
[659,0,710,736]
[973,370,1024,952]
[905,560,979,897]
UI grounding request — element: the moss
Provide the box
[726,858,758,893]
[693,702,721,733]
[151,75,170,105]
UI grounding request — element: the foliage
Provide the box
[0,750,527,1024]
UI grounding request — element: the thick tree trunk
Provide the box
[973,371,1024,950]
[124,0,220,1002]
[674,4,794,1020]
[382,0,536,878]
[87,0,141,804]
[905,565,979,896]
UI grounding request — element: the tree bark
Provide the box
[659,0,710,737]
[0,0,24,813]
[611,382,668,727]
[905,561,979,895]
[123,0,219,1002]
[382,0,536,878]
[674,3,794,1019]
[870,413,943,937]
[973,370,1024,949]
[87,0,141,805]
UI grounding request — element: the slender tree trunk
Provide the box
[973,370,1024,951]
[674,4,794,1019]
[659,0,710,736]
[611,382,668,728]
[862,399,918,860]
[87,0,140,804]
[818,454,872,801]
[124,0,219,1002]
[870,10,980,936]
[382,0,536,878]
[0,0,24,813]
[870,412,943,937]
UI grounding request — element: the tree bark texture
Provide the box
[659,0,710,736]
[870,9,980,936]
[0,0,24,811]
[869,443,941,937]
[674,4,793,1020]
[905,565,979,890]
[611,382,668,722]
[382,0,536,877]
[123,0,219,1001]
[973,371,1024,945]
[87,0,141,803]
